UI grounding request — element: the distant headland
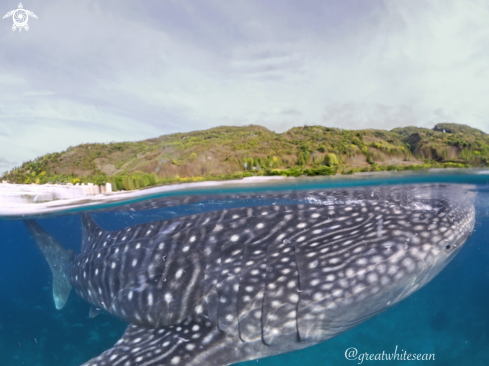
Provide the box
[2,123,488,191]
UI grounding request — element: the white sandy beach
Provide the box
[0,176,290,217]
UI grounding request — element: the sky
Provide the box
[1,0,489,173]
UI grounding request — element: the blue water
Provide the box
[1,171,488,365]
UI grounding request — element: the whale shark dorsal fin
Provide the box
[80,213,107,254]
[24,220,76,310]
[80,320,271,366]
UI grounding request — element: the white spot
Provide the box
[95,269,99,275]
[186,343,195,351]
[122,236,126,240]
[182,246,189,252]
[313,292,323,300]
[190,236,196,242]
[213,224,224,232]
[310,279,320,286]
[111,262,116,269]
[311,213,320,218]
[230,235,239,242]
[256,223,264,229]
[136,243,141,249]
[332,289,344,297]
[175,269,183,279]
[370,255,383,264]
[147,293,153,306]
[192,325,200,331]
[128,291,133,300]
[356,258,367,266]
[297,223,306,228]
[367,273,378,284]
[402,257,415,272]
[171,356,181,364]
[289,293,299,302]
[132,259,138,267]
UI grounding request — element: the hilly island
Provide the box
[2,122,488,191]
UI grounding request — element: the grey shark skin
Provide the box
[24,184,475,366]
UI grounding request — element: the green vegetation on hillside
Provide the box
[2,123,487,190]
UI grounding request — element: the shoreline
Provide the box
[0,176,290,217]
[1,168,488,218]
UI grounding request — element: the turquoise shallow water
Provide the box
[0,170,488,365]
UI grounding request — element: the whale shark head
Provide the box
[296,184,476,342]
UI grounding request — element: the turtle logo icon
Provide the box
[3,3,37,32]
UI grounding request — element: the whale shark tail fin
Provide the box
[24,220,76,310]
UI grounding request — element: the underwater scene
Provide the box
[0,172,488,366]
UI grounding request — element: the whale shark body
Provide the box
[25,184,475,365]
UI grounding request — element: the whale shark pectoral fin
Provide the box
[80,320,271,366]
[80,321,227,366]
[24,220,76,310]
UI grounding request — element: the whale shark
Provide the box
[24,184,475,365]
